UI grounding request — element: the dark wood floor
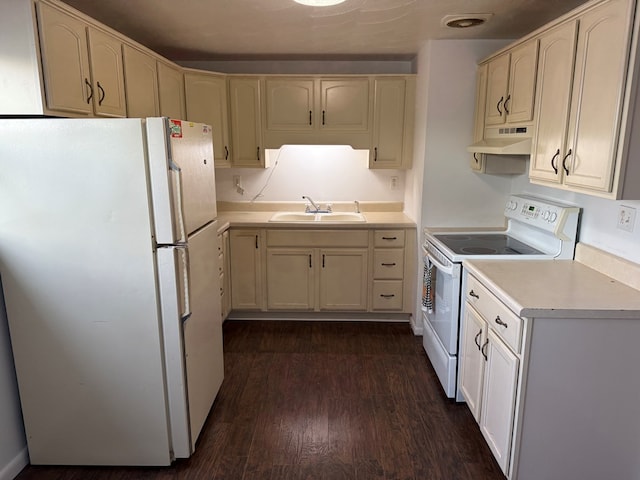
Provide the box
[16,320,504,480]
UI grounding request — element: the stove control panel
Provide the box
[504,194,580,238]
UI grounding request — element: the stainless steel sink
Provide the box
[269,212,366,223]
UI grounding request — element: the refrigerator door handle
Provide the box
[169,158,188,243]
[176,244,191,319]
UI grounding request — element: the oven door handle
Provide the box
[426,251,454,275]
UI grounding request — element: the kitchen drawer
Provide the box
[267,229,369,247]
[372,280,403,310]
[373,249,404,279]
[373,229,405,248]
[466,274,522,353]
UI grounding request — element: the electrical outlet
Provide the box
[617,205,636,232]
[390,176,398,190]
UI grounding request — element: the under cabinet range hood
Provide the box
[468,126,532,155]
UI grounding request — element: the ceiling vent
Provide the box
[442,14,493,29]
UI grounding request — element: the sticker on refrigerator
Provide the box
[202,125,212,135]
[169,120,183,138]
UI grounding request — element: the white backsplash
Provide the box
[215,145,406,204]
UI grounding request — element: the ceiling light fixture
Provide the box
[442,14,492,29]
[293,0,346,6]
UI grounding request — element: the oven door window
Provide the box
[424,253,461,355]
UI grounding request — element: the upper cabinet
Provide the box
[370,77,415,169]
[157,60,186,120]
[265,78,315,131]
[484,40,538,127]
[530,0,639,199]
[184,70,231,167]
[319,78,370,131]
[86,27,127,117]
[122,45,159,118]
[229,77,265,167]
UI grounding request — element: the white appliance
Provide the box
[0,118,223,466]
[422,194,580,401]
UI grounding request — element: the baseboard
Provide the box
[0,447,28,480]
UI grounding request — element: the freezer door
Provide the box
[183,221,224,447]
[146,118,217,245]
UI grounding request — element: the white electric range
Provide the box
[421,194,581,400]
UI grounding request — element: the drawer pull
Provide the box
[481,339,489,361]
[469,290,479,299]
[474,329,482,350]
[495,316,508,328]
[381,262,397,266]
[382,236,398,240]
[380,294,395,298]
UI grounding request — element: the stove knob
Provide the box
[549,212,558,223]
[543,210,550,220]
[509,201,518,211]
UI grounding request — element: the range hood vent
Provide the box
[468,126,532,155]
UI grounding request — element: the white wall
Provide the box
[0,286,27,480]
[215,145,405,203]
[179,59,415,74]
[512,176,640,264]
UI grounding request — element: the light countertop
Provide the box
[464,259,640,319]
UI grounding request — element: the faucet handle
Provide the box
[354,200,360,213]
[326,203,333,213]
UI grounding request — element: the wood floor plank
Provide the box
[15,320,503,480]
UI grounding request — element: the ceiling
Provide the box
[63,0,589,61]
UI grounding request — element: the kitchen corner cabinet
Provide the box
[122,45,159,118]
[369,77,415,169]
[157,60,186,120]
[229,77,265,167]
[229,229,264,310]
[530,0,637,198]
[184,71,231,167]
[484,40,538,127]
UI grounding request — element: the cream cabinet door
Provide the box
[229,229,264,310]
[505,40,538,124]
[229,77,264,167]
[266,249,315,310]
[184,72,231,167]
[459,304,486,423]
[87,27,126,117]
[265,78,315,131]
[157,60,186,119]
[530,21,578,184]
[320,79,370,131]
[480,329,519,475]
[122,45,159,118]
[370,78,407,168]
[319,249,368,311]
[37,2,92,116]
[471,63,488,171]
[484,53,510,126]
[563,0,633,193]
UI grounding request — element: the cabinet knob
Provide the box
[496,96,504,116]
[481,339,489,361]
[85,78,93,104]
[97,81,105,106]
[503,94,511,114]
[551,149,560,174]
[474,329,482,350]
[562,149,572,175]
[495,316,508,328]
[469,290,480,299]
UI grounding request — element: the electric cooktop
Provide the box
[433,233,544,256]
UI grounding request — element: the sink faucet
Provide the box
[302,195,321,213]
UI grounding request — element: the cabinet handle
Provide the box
[469,290,479,299]
[503,94,511,114]
[85,78,93,104]
[97,81,105,106]
[322,254,325,268]
[309,254,312,268]
[309,110,312,125]
[255,235,258,249]
[550,149,560,174]
[473,152,480,164]
[381,262,396,267]
[380,294,395,298]
[474,329,482,350]
[382,236,397,240]
[256,146,260,162]
[374,147,378,162]
[494,316,508,328]
[481,339,489,361]
[496,96,504,116]
[562,149,572,175]
[225,146,229,160]
[322,110,326,125]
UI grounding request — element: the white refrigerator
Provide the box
[0,117,224,465]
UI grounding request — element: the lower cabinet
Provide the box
[229,229,264,310]
[318,249,368,311]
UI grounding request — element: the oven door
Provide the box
[421,243,462,398]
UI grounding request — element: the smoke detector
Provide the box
[442,14,492,29]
